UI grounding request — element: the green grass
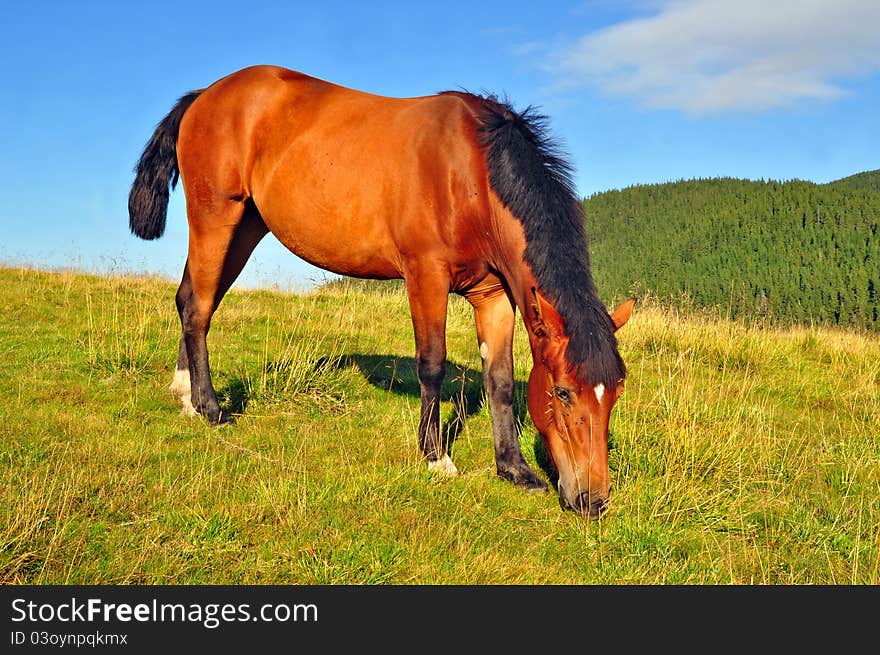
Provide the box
[1,266,878,584]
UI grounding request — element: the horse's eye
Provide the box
[554,387,572,405]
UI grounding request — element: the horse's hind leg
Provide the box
[172,201,268,423]
[466,282,548,492]
[169,333,196,416]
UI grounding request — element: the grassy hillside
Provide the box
[585,174,880,330]
[1,267,878,584]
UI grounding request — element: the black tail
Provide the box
[128,91,202,240]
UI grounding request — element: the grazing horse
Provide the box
[129,65,634,519]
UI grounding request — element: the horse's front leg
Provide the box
[467,285,548,492]
[405,269,458,475]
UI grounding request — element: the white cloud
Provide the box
[550,0,880,113]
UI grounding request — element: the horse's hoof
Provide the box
[201,406,232,426]
[498,466,549,493]
[214,411,235,426]
[427,454,459,476]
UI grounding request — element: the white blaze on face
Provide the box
[594,383,605,403]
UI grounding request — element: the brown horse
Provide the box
[129,65,634,519]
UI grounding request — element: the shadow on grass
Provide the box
[325,353,557,484]
[217,377,250,416]
[326,354,483,454]
[214,351,558,485]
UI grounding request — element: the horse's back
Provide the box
[177,65,490,279]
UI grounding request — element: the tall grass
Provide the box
[0,267,877,584]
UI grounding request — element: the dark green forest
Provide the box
[584,170,880,330]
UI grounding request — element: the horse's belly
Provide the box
[256,201,402,279]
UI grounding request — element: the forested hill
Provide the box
[828,169,880,193]
[584,171,880,330]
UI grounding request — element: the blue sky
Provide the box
[2,0,878,289]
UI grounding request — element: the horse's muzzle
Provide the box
[559,491,610,520]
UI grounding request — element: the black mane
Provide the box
[471,95,625,388]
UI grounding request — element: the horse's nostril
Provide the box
[573,492,609,519]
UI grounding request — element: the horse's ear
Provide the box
[531,287,563,338]
[530,287,547,337]
[610,297,637,332]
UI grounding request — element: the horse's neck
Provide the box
[479,204,557,340]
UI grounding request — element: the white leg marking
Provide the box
[594,383,605,403]
[169,368,197,417]
[169,368,190,396]
[479,341,489,359]
[427,454,459,476]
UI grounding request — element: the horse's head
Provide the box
[526,293,635,519]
